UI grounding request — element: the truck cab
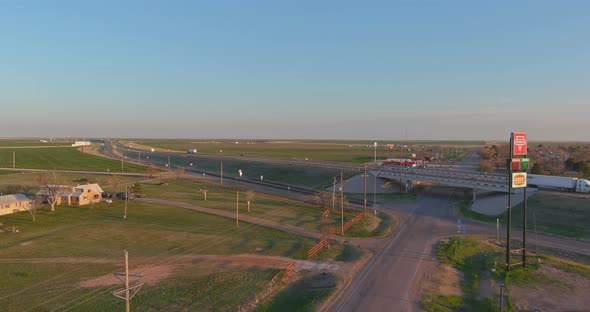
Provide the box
[576,179,590,193]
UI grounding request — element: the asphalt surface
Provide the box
[329,188,457,311]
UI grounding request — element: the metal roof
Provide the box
[0,194,30,205]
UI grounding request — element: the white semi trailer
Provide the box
[528,174,590,193]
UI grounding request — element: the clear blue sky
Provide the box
[1,0,588,140]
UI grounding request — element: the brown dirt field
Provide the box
[510,264,590,312]
[20,254,349,289]
[423,263,463,297]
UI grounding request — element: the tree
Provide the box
[174,167,186,180]
[27,197,43,222]
[245,191,255,212]
[313,192,333,208]
[130,183,143,198]
[146,165,158,178]
[36,172,64,212]
[108,175,122,194]
[199,189,208,200]
[531,163,544,174]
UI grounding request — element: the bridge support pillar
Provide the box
[472,188,477,202]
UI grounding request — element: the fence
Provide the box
[342,212,365,233]
[281,261,297,283]
[307,237,330,258]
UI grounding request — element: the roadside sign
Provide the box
[512,172,527,188]
[511,158,521,171]
[520,158,530,171]
[512,132,527,156]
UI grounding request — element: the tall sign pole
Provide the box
[505,135,513,271]
[363,165,367,214]
[506,132,529,271]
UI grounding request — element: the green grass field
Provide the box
[125,148,350,189]
[124,139,478,163]
[0,171,144,197]
[0,148,147,173]
[0,138,70,147]
[424,236,590,312]
[142,178,389,238]
[0,200,347,311]
[459,192,590,241]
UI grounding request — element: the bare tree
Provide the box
[199,189,208,201]
[313,192,333,208]
[174,167,186,180]
[108,175,121,194]
[146,165,158,178]
[245,191,255,212]
[27,197,43,222]
[36,172,64,212]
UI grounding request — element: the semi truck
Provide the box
[381,158,425,168]
[527,174,590,193]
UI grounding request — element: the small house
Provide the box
[0,194,31,216]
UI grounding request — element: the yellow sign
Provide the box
[512,172,527,188]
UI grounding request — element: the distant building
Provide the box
[37,183,103,206]
[0,194,31,216]
[72,141,91,147]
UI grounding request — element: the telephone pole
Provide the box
[220,162,224,185]
[236,191,239,228]
[124,186,128,220]
[363,165,367,214]
[13,152,15,168]
[113,250,143,312]
[121,158,124,173]
[340,173,344,235]
[331,177,336,211]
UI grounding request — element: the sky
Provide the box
[1,0,589,141]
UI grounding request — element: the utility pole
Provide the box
[363,165,367,214]
[236,191,239,228]
[138,151,141,164]
[125,250,130,312]
[167,156,171,172]
[340,173,344,235]
[523,185,528,267]
[113,250,143,312]
[506,136,513,271]
[124,186,128,220]
[373,142,377,164]
[13,152,15,168]
[331,177,336,211]
[121,158,124,173]
[220,162,223,185]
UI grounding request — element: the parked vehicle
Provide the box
[101,192,113,199]
[528,174,590,193]
[116,192,134,200]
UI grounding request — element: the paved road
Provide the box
[328,187,457,311]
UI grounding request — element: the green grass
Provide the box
[120,147,351,188]
[456,200,498,223]
[255,273,336,312]
[345,192,417,202]
[0,172,144,197]
[143,178,388,238]
[124,139,479,163]
[421,294,463,312]
[0,138,70,147]
[433,236,590,312]
[457,192,590,240]
[510,192,590,240]
[0,201,349,311]
[0,148,147,172]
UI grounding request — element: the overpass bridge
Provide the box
[370,166,513,198]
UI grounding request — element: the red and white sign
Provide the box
[512,172,527,188]
[512,132,527,156]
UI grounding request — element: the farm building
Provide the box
[0,194,31,216]
[37,183,103,206]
